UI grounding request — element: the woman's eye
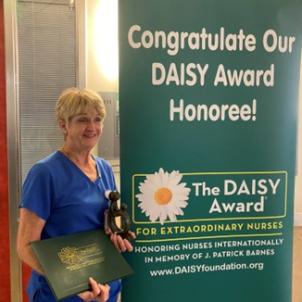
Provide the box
[78,118,88,123]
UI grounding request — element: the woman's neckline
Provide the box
[58,149,101,182]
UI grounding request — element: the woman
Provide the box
[17,88,133,302]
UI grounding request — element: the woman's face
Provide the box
[63,108,103,152]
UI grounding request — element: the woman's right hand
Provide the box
[106,230,136,253]
[78,277,110,302]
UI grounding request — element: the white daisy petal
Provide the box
[159,211,167,224]
[168,211,177,222]
[168,172,182,187]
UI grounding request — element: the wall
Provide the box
[86,0,118,93]
[86,0,120,185]
[0,1,11,301]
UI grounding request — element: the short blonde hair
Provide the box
[55,87,106,123]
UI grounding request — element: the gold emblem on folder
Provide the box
[58,244,105,271]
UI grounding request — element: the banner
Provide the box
[119,1,302,301]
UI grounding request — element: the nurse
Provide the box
[17,88,133,302]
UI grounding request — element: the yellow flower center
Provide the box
[154,187,172,205]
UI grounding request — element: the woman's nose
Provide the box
[86,119,94,129]
[86,119,100,130]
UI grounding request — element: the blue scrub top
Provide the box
[20,151,121,302]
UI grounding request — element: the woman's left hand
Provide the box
[78,277,110,302]
[109,231,136,253]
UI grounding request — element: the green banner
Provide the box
[119,0,302,301]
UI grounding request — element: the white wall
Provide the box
[86,0,118,93]
[86,0,120,189]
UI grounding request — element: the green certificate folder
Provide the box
[31,229,133,301]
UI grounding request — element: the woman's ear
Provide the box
[58,119,67,134]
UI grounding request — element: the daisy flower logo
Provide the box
[136,168,191,224]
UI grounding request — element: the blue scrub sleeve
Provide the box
[20,163,54,221]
